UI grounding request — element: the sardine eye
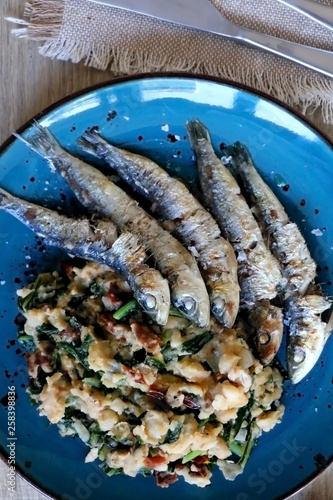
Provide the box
[145,295,157,310]
[183,297,196,312]
[212,297,225,312]
[258,332,270,345]
[293,348,306,364]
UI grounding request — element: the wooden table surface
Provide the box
[0,1,332,499]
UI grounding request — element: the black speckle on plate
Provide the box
[300,199,306,206]
[313,453,329,468]
[167,134,178,143]
[106,110,117,121]
[0,395,8,407]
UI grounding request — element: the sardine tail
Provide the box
[77,128,102,158]
[186,119,211,146]
[228,141,251,165]
[0,187,17,209]
[14,121,60,160]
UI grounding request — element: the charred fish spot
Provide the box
[248,240,258,251]
[219,142,227,151]
[204,164,213,181]
[24,207,38,221]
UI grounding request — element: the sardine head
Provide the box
[170,271,210,328]
[135,271,171,326]
[250,302,284,366]
[287,344,308,384]
[210,292,238,329]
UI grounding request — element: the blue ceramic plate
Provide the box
[0,75,332,500]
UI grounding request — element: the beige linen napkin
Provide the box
[9,0,333,121]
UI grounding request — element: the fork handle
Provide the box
[275,0,333,31]
[234,26,333,78]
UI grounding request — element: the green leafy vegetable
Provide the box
[101,466,124,477]
[182,450,204,464]
[139,467,154,477]
[68,316,81,329]
[181,331,213,355]
[163,423,182,444]
[198,414,216,429]
[113,299,138,320]
[161,344,178,363]
[36,323,59,340]
[228,441,245,457]
[18,275,42,312]
[237,424,258,469]
[68,294,86,308]
[145,357,165,371]
[83,376,102,388]
[58,335,93,368]
[89,279,104,298]
[17,333,35,351]
[169,306,186,318]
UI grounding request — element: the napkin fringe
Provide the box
[36,37,333,122]
[9,0,333,123]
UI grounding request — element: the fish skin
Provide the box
[17,124,210,328]
[186,119,282,308]
[286,295,331,384]
[0,187,170,325]
[77,128,240,328]
[229,142,316,299]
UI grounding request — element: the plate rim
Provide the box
[0,71,332,500]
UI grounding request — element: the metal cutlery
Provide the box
[87,0,333,78]
[275,0,333,32]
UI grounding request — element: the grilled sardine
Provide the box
[0,187,170,325]
[229,142,316,298]
[17,124,210,328]
[77,128,239,328]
